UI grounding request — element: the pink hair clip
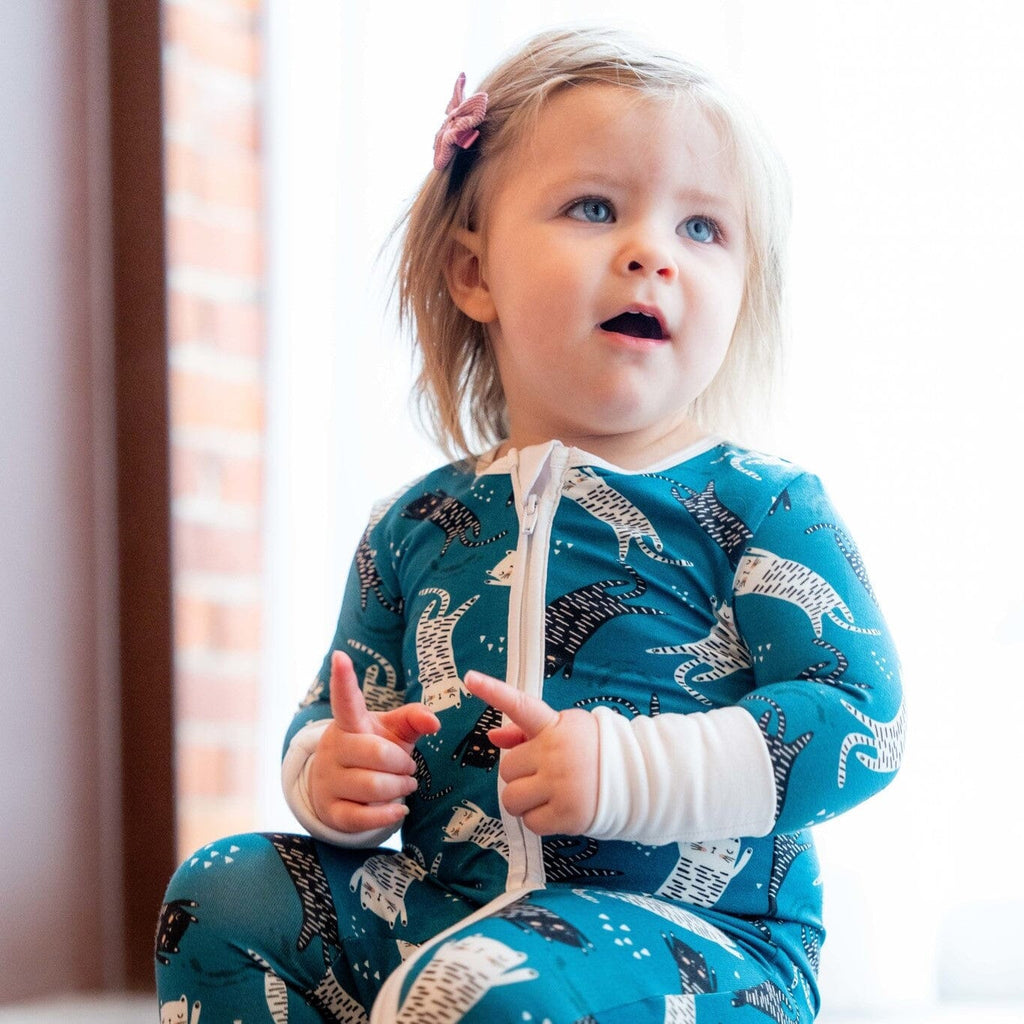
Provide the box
[433,72,488,172]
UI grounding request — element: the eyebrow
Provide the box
[673,188,742,217]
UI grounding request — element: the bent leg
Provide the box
[156,833,404,1022]
[377,886,818,1023]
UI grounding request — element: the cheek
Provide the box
[688,336,733,387]
[697,266,747,350]
[487,230,583,303]
[711,261,747,318]
[685,281,743,379]
[488,261,571,338]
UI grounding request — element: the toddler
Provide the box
[156,26,905,1024]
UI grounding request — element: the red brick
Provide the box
[168,288,205,343]
[168,291,264,358]
[204,152,261,209]
[165,2,262,78]
[174,519,262,575]
[162,67,203,131]
[221,453,263,505]
[170,368,264,433]
[165,137,200,197]
[166,139,261,209]
[167,212,263,278]
[177,742,259,800]
[175,592,262,652]
[219,0,261,16]
[206,105,262,156]
[165,77,261,157]
[172,444,263,506]
[165,0,266,857]
[177,802,259,860]
[211,300,264,358]
[176,670,263,724]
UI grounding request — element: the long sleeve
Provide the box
[587,702,778,844]
[584,468,904,847]
[732,471,905,834]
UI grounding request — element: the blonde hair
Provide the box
[397,27,790,458]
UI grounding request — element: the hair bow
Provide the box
[433,73,488,172]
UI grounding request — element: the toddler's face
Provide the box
[452,85,747,466]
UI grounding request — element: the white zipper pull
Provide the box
[521,492,539,535]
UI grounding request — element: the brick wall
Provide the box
[162,0,266,859]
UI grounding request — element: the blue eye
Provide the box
[682,216,719,243]
[567,199,614,223]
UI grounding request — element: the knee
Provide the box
[158,833,282,954]
[164,832,271,901]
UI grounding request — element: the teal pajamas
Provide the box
[160,835,821,1022]
[157,440,903,1022]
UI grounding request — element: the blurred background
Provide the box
[3,0,1022,1018]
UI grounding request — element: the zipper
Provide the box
[521,492,539,535]
[501,442,568,891]
[369,444,567,1022]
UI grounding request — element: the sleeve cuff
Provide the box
[587,705,777,845]
[281,719,402,848]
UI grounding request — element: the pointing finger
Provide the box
[464,671,559,740]
[329,651,374,734]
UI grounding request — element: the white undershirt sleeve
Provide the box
[586,705,777,845]
[281,719,402,848]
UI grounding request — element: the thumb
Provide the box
[464,671,559,740]
[328,650,374,734]
[378,703,441,748]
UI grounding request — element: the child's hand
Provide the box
[464,671,599,837]
[310,651,440,834]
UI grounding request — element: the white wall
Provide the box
[263,0,1024,1015]
[0,1,122,1001]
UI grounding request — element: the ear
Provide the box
[445,228,497,324]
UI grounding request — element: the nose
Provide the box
[620,232,677,281]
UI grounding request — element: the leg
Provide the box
[376,887,819,1023]
[156,833,418,1023]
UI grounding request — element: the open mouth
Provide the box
[599,310,666,341]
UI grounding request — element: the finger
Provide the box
[497,744,534,784]
[318,798,409,835]
[336,766,419,804]
[520,806,558,837]
[326,731,417,776]
[464,671,559,739]
[379,703,441,748]
[499,775,548,820]
[499,782,569,838]
[487,723,529,749]
[329,651,374,734]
